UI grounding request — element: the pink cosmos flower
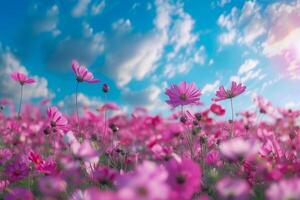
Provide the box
[70,188,118,200]
[10,72,35,85]
[72,60,100,83]
[117,161,170,200]
[4,187,34,200]
[38,176,67,196]
[216,177,250,200]
[47,106,68,131]
[5,161,29,182]
[213,81,246,102]
[165,81,201,108]
[210,103,226,116]
[266,178,300,200]
[219,138,260,161]
[0,148,12,164]
[165,158,201,200]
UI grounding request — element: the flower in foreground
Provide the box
[216,177,250,200]
[72,60,100,83]
[266,178,300,200]
[4,187,33,200]
[165,158,201,200]
[5,161,29,182]
[213,81,246,102]
[38,176,67,196]
[219,138,260,161]
[165,81,201,108]
[117,161,169,200]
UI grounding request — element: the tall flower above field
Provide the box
[165,81,201,108]
[47,106,68,132]
[213,81,246,102]
[72,60,100,84]
[11,72,36,118]
[71,60,100,133]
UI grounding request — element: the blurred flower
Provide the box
[210,103,226,116]
[10,72,35,85]
[219,138,260,161]
[165,158,201,200]
[72,60,100,83]
[213,81,246,102]
[102,83,109,93]
[205,150,221,166]
[5,161,29,182]
[4,187,33,200]
[216,177,250,200]
[70,187,118,200]
[38,176,67,196]
[0,148,12,164]
[165,81,201,108]
[266,178,300,200]
[117,161,169,200]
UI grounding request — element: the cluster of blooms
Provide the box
[1,61,300,200]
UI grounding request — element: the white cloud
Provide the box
[0,45,53,101]
[91,0,105,15]
[202,80,220,95]
[46,23,105,71]
[72,0,91,17]
[112,19,132,33]
[238,59,258,75]
[122,85,167,112]
[58,93,101,114]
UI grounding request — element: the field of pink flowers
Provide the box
[1,60,300,200]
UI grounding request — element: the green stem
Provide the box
[230,98,234,138]
[17,85,23,118]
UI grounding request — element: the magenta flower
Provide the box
[38,176,67,196]
[219,138,260,161]
[165,81,201,108]
[266,178,300,200]
[10,72,35,85]
[216,177,250,200]
[5,161,29,182]
[117,161,169,200]
[47,106,68,131]
[213,81,246,102]
[4,187,33,200]
[165,158,201,200]
[72,60,100,83]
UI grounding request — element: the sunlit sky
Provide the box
[0,0,300,115]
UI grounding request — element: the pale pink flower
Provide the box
[47,106,68,131]
[216,177,250,200]
[219,138,260,161]
[10,72,35,85]
[213,81,246,102]
[72,60,100,83]
[266,178,300,200]
[165,81,201,108]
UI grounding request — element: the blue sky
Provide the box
[0,0,300,115]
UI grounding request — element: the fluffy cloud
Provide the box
[121,85,167,111]
[217,1,266,46]
[238,59,258,75]
[92,0,105,15]
[104,0,204,87]
[112,19,132,34]
[58,93,101,114]
[0,45,52,101]
[202,80,220,95]
[72,0,91,17]
[45,23,105,71]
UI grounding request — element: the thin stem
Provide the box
[104,93,107,138]
[17,85,23,118]
[75,82,80,134]
[230,98,234,138]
